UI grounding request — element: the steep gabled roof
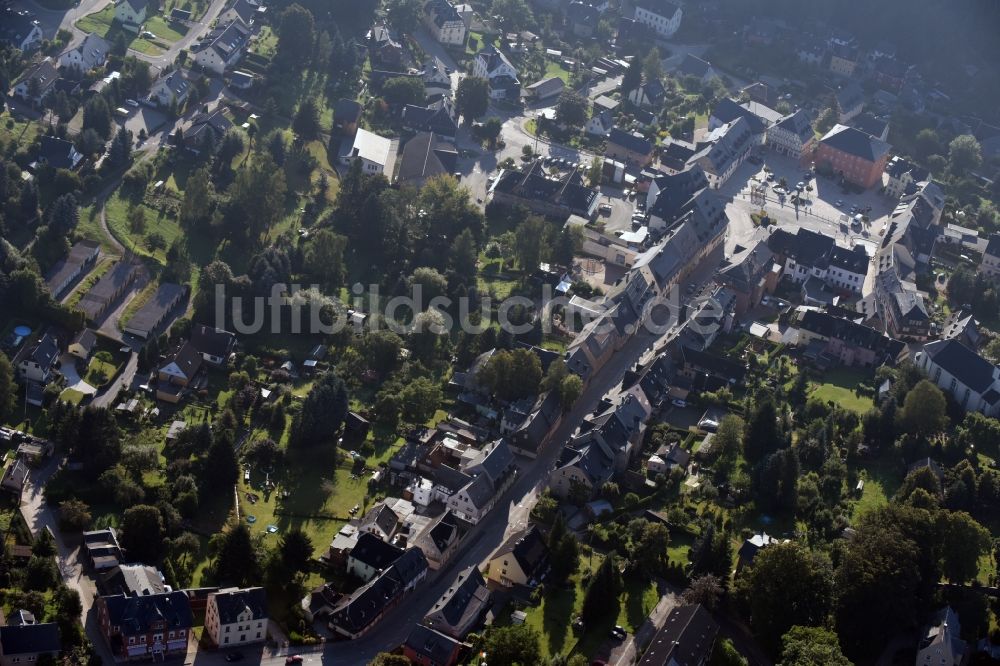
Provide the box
[211,587,268,623]
[923,339,998,393]
[820,124,890,162]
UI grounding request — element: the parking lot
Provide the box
[722,151,897,253]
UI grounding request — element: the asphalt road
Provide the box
[20,459,117,666]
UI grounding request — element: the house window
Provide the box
[257,632,262,639]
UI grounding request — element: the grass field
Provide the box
[85,357,118,387]
[58,388,86,405]
[75,6,181,55]
[810,367,874,414]
[103,194,182,263]
[544,59,572,83]
[249,25,278,58]
[511,553,659,660]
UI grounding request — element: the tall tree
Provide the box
[735,542,833,653]
[622,56,642,96]
[455,77,490,123]
[303,229,347,288]
[555,91,588,127]
[229,154,287,243]
[290,371,349,447]
[121,505,165,564]
[581,553,621,624]
[279,528,314,574]
[744,395,782,463]
[514,217,545,272]
[779,626,851,666]
[899,379,948,437]
[936,510,990,584]
[481,624,542,666]
[215,523,260,586]
[292,99,321,140]
[948,134,982,174]
[276,4,316,68]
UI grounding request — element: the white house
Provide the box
[422,56,452,98]
[149,68,194,107]
[422,0,466,46]
[916,340,1000,417]
[767,109,815,161]
[18,334,59,384]
[217,0,261,29]
[585,109,614,136]
[340,128,392,176]
[11,58,59,105]
[58,33,111,73]
[193,20,250,74]
[114,0,148,32]
[633,0,682,38]
[204,588,268,648]
[472,45,520,100]
[0,9,44,51]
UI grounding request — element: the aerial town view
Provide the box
[0,0,999,664]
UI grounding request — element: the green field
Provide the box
[75,5,184,55]
[809,367,875,414]
[544,59,572,83]
[85,356,118,387]
[510,553,659,660]
[102,193,183,264]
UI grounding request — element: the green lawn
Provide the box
[103,193,182,264]
[58,388,86,405]
[810,367,875,414]
[544,59,571,83]
[85,357,118,387]
[512,553,659,660]
[75,5,178,55]
[250,25,278,58]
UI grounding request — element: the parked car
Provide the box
[835,199,844,207]
[225,653,244,662]
[672,399,687,408]
[610,626,627,640]
[598,203,613,215]
[285,657,303,665]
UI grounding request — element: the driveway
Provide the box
[20,459,116,666]
[59,354,97,395]
[91,350,138,408]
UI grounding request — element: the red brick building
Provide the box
[813,124,891,189]
[97,592,193,661]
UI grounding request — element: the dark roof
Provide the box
[923,339,998,393]
[985,232,1000,258]
[677,54,713,79]
[424,566,490,636]
[161,341,203,380]
[404,624,463,663]
[211,587,268,623]
[639,604,718,665]
[71,328,98,352]
[608,127,653,156]
[767,227,835,268]
[387,548,428,587]
[122,0,148,13]
[0,9,41,48]
[680,347,746,383]
[28,334,59,370]
[687,117,753,175]
[398,132,458,184]
[819,124,890,162]
[799,310,904,360]
[334,98,363,124]
[402,103,457,137]
[566,1,599,25]
[828,245,868,274]
[852,112,888,138]
[835,82,864,112]
[360,503,399,537]
[126,282,185,336]
[0,623,60,656]
[349,532,403,571]
[718,240,773,293]
[710,98,768,135]
[492,161,599,217]
[101,591,194,635]
[190,324,235,359]
[772,109,814,143]
[468,438,513,487]
[634,0,680,17]
[426,512,459,554]
[170,7,192,19]
[99,563,165,596]
[38,136,79,170]
[493,526,547,580]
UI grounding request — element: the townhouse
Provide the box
[795,309,906,368]
[193,20,251,74]
[472,45,520,100]
[685,117,753,188]
[422,0,466,46]
[58,33,111,73]
[489,160,600,219]
[605,127,655,167]
[97,591,193,661]
[204,587,268,648]
[486,526,548,588]
[767,109,815,161]
[329,549,428,639]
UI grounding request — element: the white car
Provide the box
[672,399,687,408]
[773,187,787,195]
